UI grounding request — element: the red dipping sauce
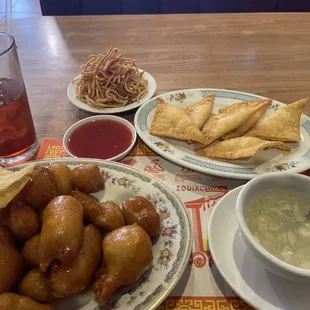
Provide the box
[67,119,133,159]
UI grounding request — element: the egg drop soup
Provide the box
[246,188,310,269]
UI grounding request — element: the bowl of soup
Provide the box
[236,172,310,282]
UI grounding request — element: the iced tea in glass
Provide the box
[0,32,38,166]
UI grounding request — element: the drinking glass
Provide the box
[0,32,38,166]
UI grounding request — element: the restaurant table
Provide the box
[5,13,310,310]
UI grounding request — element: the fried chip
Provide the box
[150,98,206,144]
[0,164,35,209]
[221,99,272,139]
[0,168,13,177]
[184,94,215,129]
[195,137,291,159]
[195,101,266,149]
[245,98,308,142]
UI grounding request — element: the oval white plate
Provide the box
[134,88,310,179]
[12,158,192,310]
[67,70,156,114]
[208,186,310,310]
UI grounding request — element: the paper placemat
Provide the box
[36,138,252,310]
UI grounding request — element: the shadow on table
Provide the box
[174,262,192,295]
[210,263,236,297]
[210,263,254,310]
[164,261,192,296]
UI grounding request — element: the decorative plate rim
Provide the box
[67,69,157,114]
[10,158,192,310]
[134,88,310,180]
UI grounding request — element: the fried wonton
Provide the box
[150,98,206,144]
[221,99,272,139]
[195,137,291,159]
[184,94,215,129]
[245,98,308,142]
[195,101,267,149]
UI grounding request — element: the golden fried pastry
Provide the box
[0,293,55,310]
[38,196,84,272]
[195,136,291,159]
[9,201,40,242]
[99,201,126,232]
[21,234,40,267]
[122,196,161,238]
[183,94,215,129]
[220,99,272,139]
[196,101,266,149]
[70,191,125,231]
[0,164,34,209]
[93,224,152,303]
[23,167,57,210]
[0,228,24,294]
[71,164,104,193]
[49,224,102,298]
[245,98,308,142]
[48,164,73,195]
[0,226,16,248]
[18,269,54,304]
[150,98,206,144]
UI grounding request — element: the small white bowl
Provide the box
[63,115,137,161]
[236,172,310,282]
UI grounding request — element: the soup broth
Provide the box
[246,188,310,269]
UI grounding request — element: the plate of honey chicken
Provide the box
[0,159,191,310]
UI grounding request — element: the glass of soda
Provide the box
[0,32,38,166]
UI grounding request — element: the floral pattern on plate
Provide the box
[270,103,280,111]
[169,92,187,102]
[153,141,174,154]
[265,160,299,172]
[103,172,141,194]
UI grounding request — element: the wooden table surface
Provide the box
[9,13,310,142]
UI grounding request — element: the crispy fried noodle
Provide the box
[74,47,148,109]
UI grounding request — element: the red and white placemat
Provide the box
[36,138,253,310]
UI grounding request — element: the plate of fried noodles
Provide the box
[67,47,156,114]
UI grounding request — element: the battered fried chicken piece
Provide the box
[93,224,152,303]
[22,167,57,210]
[9,201,40,242]
[0,293,55,310]
[21,234,40,267]
[122,196,161,238]
[71,164,104,193]
[38,196,84,272]
[98,201,126,231]
[48,164,73,195]
[0,226,16,246]
[0,227,24,294]
[18,269,54,304]
[0,206,11,229]
[49,224,102,298]
[70,190,125,231]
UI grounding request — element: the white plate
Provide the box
[134,88,310,179]
[12,158,192,310]
[67,70,157,114]
[208,186,310,310]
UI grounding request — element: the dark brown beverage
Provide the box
[0,78,36,157]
